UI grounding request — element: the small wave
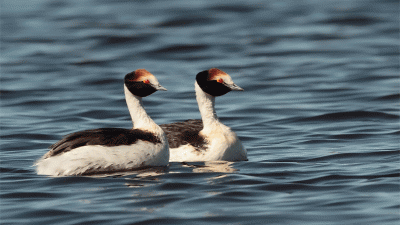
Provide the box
[351,183,400,193]
[83,78,120,86]
[67,20,134,30]
[92,33,159,47]
[1,192,63,199]
[303,150,399,163]
[257,183,330,192]
[71,59,112,67]
[2,133,55,141]
[142,44,211,60]
[6,37,56,43]
[374,93,400,101]
[21,209,75,217]
[268,150,400,164]
[250,49,357,57]
[307,34,344,41]
[146,44,209,54]
[217,190,259,198]
[298,110,399,122]
[294,173,399,185]
[319,16,384,26]
[157,16,217,27]
[159,182,197,190]
[0,167,31,173]
[210,4,260,13]
[328,133,375,140]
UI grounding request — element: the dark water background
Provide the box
[1,0,399,224]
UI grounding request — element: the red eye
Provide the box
[143,79,150,84]
[217,78,223,83]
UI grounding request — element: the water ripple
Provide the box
[1,0,399,224]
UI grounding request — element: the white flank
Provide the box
[35,141,168,176]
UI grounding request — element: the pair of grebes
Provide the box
[36,68,247,176]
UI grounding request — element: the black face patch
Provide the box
[125,81,157,97]
[124,72,157,97]
[45,128,161,158]
[196,70,231,97]
[160,119,207,151]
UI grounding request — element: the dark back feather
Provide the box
[45,128,161,158]
[160,119,207,151]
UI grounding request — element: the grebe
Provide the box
[35,69,169,176]
[160,68,247,162]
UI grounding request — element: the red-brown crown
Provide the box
[207,68,229,81]
[125,69,153,82]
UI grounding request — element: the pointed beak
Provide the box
[224,82,244,91]
[153,84,167,91]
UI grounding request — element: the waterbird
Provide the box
[35,69,169,176]
[160,68,247,162]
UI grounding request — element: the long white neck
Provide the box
[195,82,222,131]
[124,85,159,132]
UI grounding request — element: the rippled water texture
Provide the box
[1,0,399,224]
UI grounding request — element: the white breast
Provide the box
[169,123,247,162]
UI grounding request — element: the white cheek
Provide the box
[222,76,234,85]
[147,77,159,85]
[214,75,232,85]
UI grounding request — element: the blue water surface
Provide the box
[1,0,399,224]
